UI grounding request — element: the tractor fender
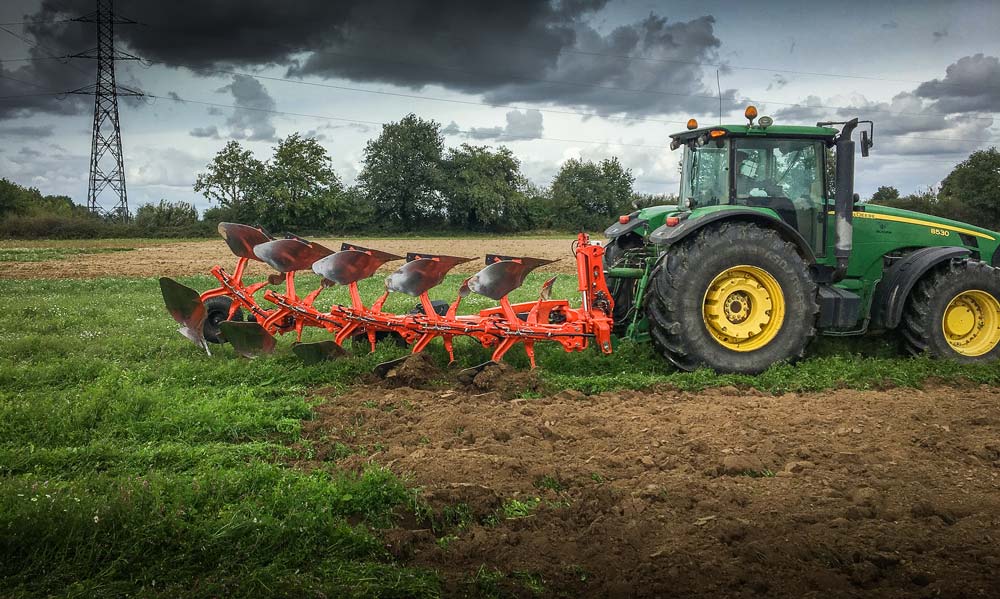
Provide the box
[604,215,647,238]
[648,208,817,263]
[871,246,971,329]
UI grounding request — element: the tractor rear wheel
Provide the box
[902,260,1000,361]
[203,296,244,344]
[645,222,818,374]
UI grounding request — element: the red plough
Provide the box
[160,223,614,368]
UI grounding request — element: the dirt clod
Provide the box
[466,362,542,399]
[379,352,440,388]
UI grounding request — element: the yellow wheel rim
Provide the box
[703,265,785,352]
[941,290,1000,357]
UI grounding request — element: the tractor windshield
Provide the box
[680,141,729,207]
[732,138,826,253]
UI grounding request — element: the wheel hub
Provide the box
[942,290,1000,356]
[703,265,785,352]
[724,292,752,324]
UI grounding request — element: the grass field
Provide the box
[2,268,1000,597]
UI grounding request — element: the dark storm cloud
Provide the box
[479,14,732,115]
[25,0,355,69]
[914,54,1000,114]
[290,9,731,116]
[0,18,93,118]
[8,0,725,119]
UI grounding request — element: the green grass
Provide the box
[0,247,133,262]
[2,269,999,596]
[0,276,439,598]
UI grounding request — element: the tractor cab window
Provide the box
[680,141,729,207]
[733,138,826,253]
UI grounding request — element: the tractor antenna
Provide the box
[716,70,723,125]
[66,0,143,223]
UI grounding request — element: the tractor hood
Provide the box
[859,203,999,242]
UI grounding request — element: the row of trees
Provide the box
[866,148,1000,231]
[194,114,638,234]
[0,176,214,239]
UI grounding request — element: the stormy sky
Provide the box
[1,0,998,214]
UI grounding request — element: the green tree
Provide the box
[194,141,264,222]
[441,144,531,231]
[940,147,1000,230]
[358,114,444,230]
[0,178,30,216]
[134,200,199,230]
[549,157,635,231]
[868,185,901,204]
[259,134,344,231]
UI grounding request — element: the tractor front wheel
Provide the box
[645,222,818,374]
[902,260,1000,361]
[203,296,244,344]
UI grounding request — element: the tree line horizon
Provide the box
[1,113,998,238]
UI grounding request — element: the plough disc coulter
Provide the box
[160,223,615,368]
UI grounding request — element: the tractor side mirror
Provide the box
[861,131,871,157]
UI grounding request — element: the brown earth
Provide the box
[0,237,583,279]
[300,364,1000,598]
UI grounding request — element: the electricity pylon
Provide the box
[68,0,142,221]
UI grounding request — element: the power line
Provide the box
[0,72,51,90]
[0,23,91,77]
[339,22,1000,95]
[0,56,68,63]
[0,19,71,26]
[292,49,998,122]
[5,24,996,124]
[136,61,1000,145]
[148,92,993,159]
[0,91,66,100]
[148,92,671,150]
[143,59,688,126]
[0,24,66,59]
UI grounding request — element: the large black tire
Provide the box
[901,259,1000,362]
[203,296,244,344]
[645,222,818,374]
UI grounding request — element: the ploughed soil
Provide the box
[300,359,1000,598]
[0,237,582,279]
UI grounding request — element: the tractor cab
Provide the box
[667,111,839,255]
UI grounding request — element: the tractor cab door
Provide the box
[732,138,827,255]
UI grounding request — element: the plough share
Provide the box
[160,223,614,369]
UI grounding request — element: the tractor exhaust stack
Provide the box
[832,118,858,281]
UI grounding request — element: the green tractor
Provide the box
[604,107,1000,374]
